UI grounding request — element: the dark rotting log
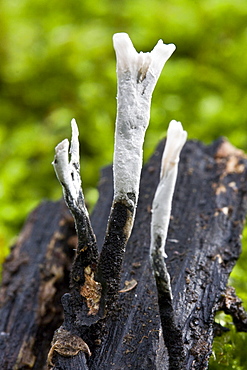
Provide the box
[0,201,77,370]
[1,138,247,370]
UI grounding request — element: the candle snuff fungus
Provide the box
[51,32,186,367]
[151,120,187,298]
[112,33,176,209]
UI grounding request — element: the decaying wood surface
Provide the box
[1,138,247,370]
[0,201,77,370]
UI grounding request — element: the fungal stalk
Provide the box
[112,33,176,211]
[53,118,99,300]
[151,120,187,299]
[97,33,176,308]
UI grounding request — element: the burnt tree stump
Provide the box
[0,138,247,370]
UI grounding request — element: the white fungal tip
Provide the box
[149,41,176,78]
[153,40,176,59]
[53,139,70,182]
[160,120,187,178]
[167,120,187,148]
[71,118,79,137]
[113,33,137,72]
[113,32,176,82]
[55,139,69,154]
[70,118,80,162]
[113,32,133,48]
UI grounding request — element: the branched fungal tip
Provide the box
[113,32,176,79]
[52,117,82,201]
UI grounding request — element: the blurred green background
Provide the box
[0,0,247,368]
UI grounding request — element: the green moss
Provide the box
[209,313,247,369]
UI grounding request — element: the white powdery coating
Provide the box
[53,119,82,201]
[113,33,175,81]
[70,118,80,166]
[151,120,187,257]
[112,33,176,205]
[113,33,139,74]
[149,40,176,80]
[53,138,70,185]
